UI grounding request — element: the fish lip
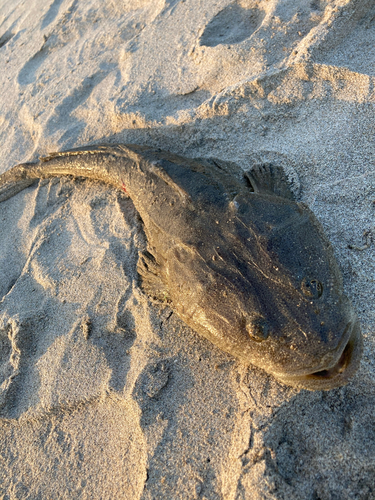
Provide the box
[275,320,363,390]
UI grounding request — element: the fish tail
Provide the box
[0,163,39,202]
[0,145,142,202]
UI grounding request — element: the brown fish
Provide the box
[0,144,362,390]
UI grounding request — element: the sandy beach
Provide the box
[0,0,374,498]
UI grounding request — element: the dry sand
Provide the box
[0,0,374,498]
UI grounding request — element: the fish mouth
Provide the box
[275,320,363,391]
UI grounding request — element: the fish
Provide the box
[0,144,363,390]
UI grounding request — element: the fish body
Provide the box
[0,144,363,390]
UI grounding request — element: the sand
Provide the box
[0,0,374,498]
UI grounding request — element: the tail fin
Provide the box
[0,163,38,202]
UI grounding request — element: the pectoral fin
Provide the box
[244,163,298,200]
[137,250,171,303]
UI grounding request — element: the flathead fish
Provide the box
[0,144,363,390]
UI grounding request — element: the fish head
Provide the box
[246,195,363,390]
[165,193,362,391]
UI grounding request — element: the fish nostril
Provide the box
[246,318,270,342]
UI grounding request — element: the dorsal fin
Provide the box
[244,162,298,200]
[148,160,191,201]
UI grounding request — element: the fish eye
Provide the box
[246,318,270,342]
[301,277,323,299]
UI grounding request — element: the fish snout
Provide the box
[275,319,363,390]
